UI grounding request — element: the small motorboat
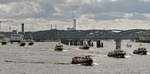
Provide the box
[133,47,147,55]
[79,40,90,50]
[28,40,34,46]
[107,50,126,58]
[28,42,34,45]
[20,40,26,46]
[1,41,7,45]
[1,38,9,45]
[71,55,93,66]
[79,44,90,50]
[55,43,63,51]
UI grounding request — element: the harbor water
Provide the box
[0,40,150,74]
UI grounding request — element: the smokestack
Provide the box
[73,19,76,30]
[22,23,24,34]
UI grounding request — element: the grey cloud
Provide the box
[0,0,150,21]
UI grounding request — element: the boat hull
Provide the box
[55,48,63,51]
[28,42,34,46]
[20,42,26,46]
[1,42,7,45]
[79,46,90,50]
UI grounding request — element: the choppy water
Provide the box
[0,40,150,74]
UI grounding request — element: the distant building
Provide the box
[67,27,76,31]
[9,30,24,42]
[67,19,77,31]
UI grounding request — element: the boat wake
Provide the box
[93,63,99,65]
[147,52,150,55]
[125,55,132,58]
[63,50,69,52]
[55,62,71,65]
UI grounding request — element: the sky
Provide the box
[0,0,150,31]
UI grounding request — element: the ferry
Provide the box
[10,34,24,43]
[9,30,24,43]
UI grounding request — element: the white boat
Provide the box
[79,41,90,50]
[79,44,90,49]
[55,43,63,51]
[9,30,24,43]
[10,34,24,43]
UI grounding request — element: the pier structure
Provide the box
[61,39,102,48]
[115,39,121,50]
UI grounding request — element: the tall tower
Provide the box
[73,19,76,30]
[22,23,24,34]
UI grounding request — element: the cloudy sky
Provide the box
[0,0,150,31]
